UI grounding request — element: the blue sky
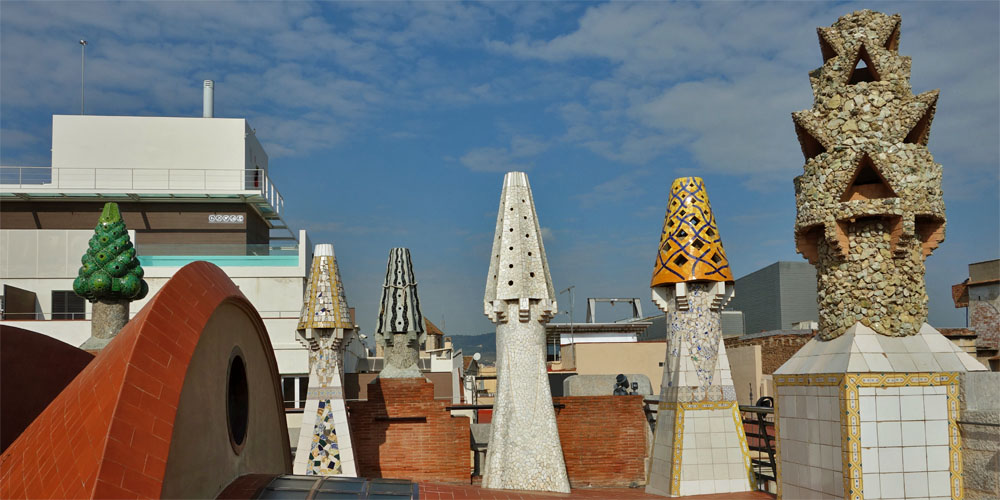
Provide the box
[2,1,997,337]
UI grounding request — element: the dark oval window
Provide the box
[227,350,249,452]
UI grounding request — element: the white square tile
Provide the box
[728,462,745,478]
[927,471,950,496]
[864,352,894,371]
[932,351,965,371]
[713,462,728,478]
[694,418,710,433]
[903,471,929,497]
[912,352,942,372]
[709,417,726,433]
[862,447,880,473]
[926,420,949,446]
[808,442,821,466]
[696,479,715,494]
[901,421,926,447]
[821,445,835,470]
[729,478,748,492]
[877,421,902,447]
[710,432,726,448]
[880,472,904,499]
[925,446,950,471]
[861,421,878,448]
[713,479,730,492]
[681,463,696,480]
[712,448,727,464]
[903,446,927,472]
[925,395,948,420]
[860,387,876,396]
[697,463,713,480]
[900,395,925,420]
[879,447,903,473]
[863,474,882,500]
[860,395,876,421]
[899,386,924,396]
[727,447,742,463]
[695,433,712,448]
[678,480,698,496]
[780,396,796,418]
[696,448,713,465]
[876,395,901,420]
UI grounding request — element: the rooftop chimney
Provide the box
[202,80,214,118]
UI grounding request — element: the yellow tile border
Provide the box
[774,401,782,500]
[728,402,756,490]
[776,372,963,500]
[841,375,863,500]
[669,407,685,496]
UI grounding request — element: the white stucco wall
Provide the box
[52,115,248,172]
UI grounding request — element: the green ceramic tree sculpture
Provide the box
[75,202,148,347]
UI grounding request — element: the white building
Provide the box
[0,110,367,412]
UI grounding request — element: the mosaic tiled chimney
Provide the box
[775,11,987,500]
[375,248,425,378]
[645,177,753,498]
[482,172,570,493]
[292,244,358,477]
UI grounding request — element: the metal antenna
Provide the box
[79,40,87,114]
[559,285,575,339]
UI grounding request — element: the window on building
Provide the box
[546,334,561,362]
[281,375,309,409]
[51,291,85,320]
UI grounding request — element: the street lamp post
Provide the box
[79,40,87,115]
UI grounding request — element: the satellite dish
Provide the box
[473,352,481,361]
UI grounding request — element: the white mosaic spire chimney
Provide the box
[292,243,357,477]
[376,247,425,378]
[481,172,570,493]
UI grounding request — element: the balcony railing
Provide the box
[0,166,284,216]
[135,242,298,257]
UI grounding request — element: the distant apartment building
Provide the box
[725,261,818,334]
[953,259,999,369]
[0,110,368,415]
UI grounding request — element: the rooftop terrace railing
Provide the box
[0,166,284,216]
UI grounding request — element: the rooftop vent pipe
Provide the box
[203,80,214,118]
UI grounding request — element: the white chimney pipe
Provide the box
[203,80,214,118]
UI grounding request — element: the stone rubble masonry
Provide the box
[482,172,570,493]
[346,378,470,483]
[791,9,946,339]
[724,332,815,375]
[958,372,1000,500]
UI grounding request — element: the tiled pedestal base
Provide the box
[293,385,357,476]
[646,401,754,497]
[775,373,963,500]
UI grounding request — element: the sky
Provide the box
[1,1,997,338]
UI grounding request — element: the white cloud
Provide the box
[459,135,550,173]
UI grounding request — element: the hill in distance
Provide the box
[447,332,496,365]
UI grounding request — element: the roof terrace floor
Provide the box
[419,483,775,499]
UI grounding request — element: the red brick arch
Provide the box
[0,261,289,499]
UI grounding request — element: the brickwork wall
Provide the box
[347,379,470,483]
[725,332,813,374]
[0,262,290,499]
[553,395,649,488]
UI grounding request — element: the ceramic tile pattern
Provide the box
[775,373,964,500]
[650,177,732,285]
[376,247,426,378]
[293,246,357,477]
